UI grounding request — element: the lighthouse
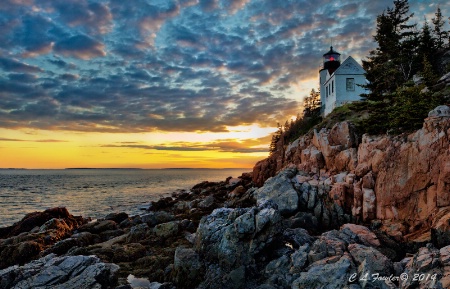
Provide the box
[322,46,341,74]
[319,46,369,117]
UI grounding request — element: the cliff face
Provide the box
[252,105,450,242]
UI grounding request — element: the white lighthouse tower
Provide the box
[319,46,369,117]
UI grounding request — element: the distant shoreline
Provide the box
[65,168,143,170]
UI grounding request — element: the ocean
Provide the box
[0,168,247,227]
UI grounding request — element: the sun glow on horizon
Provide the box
[0,124,274,169]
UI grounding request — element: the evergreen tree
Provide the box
[387,0,418,82]
[303,89,321,117]
[419,19,436,62]
[362,0,418,101]
[387,0,415,35]
[284,120,291,132]
[418,19,439,81]
[269,134,279,154]
[362,12,402,100]
[269,124,283,154]
[432,5,448,50]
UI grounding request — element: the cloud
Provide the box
[60,73,79,81]
[224,0,251,14]
[0,137,67,142]
[21,43,54,58]
[8,73,38,82]
[47,58,77,69]
[54,35,106,59]
[110,0,182,48]
[101,136,271,153]
[34,139,68,142]
[0,137,25,141]
[12,14,59,57]
[54,1,113,35]
[0,0,446,134]
[0,57,43,73]
[199,0,219,12]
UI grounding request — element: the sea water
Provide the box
[0,168,246,227]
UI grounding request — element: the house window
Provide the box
[346,78,355,91]
[332,80,334,93]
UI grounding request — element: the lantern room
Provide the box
[323,46,341,74]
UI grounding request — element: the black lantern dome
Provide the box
[323,46,341,74]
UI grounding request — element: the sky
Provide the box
[0,0,448,169]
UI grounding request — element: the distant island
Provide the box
[64,168,144,170]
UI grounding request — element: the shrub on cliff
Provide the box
[388,85,441,133]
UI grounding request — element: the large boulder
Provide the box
[77,220,117,234]
[195,201,282,271]
[348,243,394,289]
[126,223,150,243]
[172,247,204,289]
[255,168,299,216]
[141,211,175,227]
[292,253,355,289]
[400,244,449,289]
[0,207,85,239]
[0,254,119,289]
[329,121,359,149]
[154,221,180,239]
[311,121,359,172]
[340,224,381,247]
[0,208,88,269]
[428,105,450,117]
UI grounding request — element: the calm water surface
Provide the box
[0,168,246,227]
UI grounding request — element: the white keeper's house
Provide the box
[319,46,369,117]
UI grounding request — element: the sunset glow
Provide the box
[0,126,274,169]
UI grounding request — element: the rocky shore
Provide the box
[1,105,450,289]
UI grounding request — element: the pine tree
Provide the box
[432,5,448,50]
[362,12,402,100]
[269,124,283,154]
[269,134,279,154]
[303,88,320,117]
[387,0,415,35]
[284,120,291,132]
[418,19,439,79]
[419,19,436,60]
[388,0,418,82]
[362,0,418,101]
